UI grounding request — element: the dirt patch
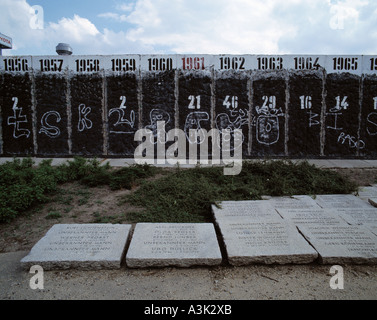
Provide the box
[0,168,376,254]
[0,182,139,253]
[332,168,377,187]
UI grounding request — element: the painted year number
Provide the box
[370,58,377,71]
[39,59,63,72]
[111,58,136,72]
[148,58,173,71]
[257,57,283,70]
[219,57,245,70]
[294,57,320,70]
[182,57,205,70]
[333,57,358,71]
[3,58,29,72]
[75,59,100,72]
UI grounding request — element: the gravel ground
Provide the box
[1,251,376,301]
[0,166,376,302]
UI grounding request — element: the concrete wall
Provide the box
[1,54,377,159]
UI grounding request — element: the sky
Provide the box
[0,0,376,56]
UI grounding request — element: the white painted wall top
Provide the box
[1,55,377,75]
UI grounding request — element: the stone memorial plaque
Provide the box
[212,200,282,223]
[268,195,321,210]
[276,208,346,227]
[357,186,377,201]
[335,208,377,236]
[336,208,377,225]
[21,224,132,270]
[314,194,372,209]
[298,224,377,264]
[126,223,222,268]
[217,220,318,265]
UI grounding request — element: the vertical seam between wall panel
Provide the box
[357,74,364,157]
[320,68,327,157]
[30,71,38,155]
[102,71,108,156]
[66,70,72,155]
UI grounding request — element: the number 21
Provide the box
[188,95,201,109]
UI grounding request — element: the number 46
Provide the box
[223,96,239,109]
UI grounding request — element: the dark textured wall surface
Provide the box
[35,73,68,156]
[1,54,377,159]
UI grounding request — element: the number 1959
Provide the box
[111,58,136,72]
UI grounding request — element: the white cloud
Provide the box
[117,0,285,53]
[277,0,377,54]
[115,2,135,12]
[105,0,377,54]
[48,15,100,43]
[98,12,128,22]
[0,0,153,55]
[44,14,154,54]
[2,0,377,56]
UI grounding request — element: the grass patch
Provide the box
[122,160,358,223]
[0,157,358,224]
[0,158,58,222]
[0,157,159,223]
[45,211,62,220]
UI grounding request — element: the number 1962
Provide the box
[219,57,245,70]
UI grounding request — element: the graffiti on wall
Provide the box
[1,54,377,158]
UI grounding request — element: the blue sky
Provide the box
[1,0,377,56]
[26,0,135,34]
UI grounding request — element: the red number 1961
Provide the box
[182,57,205,70]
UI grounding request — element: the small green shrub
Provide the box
[0,158,59,222]
[45,211,62,220]
[122,160,358,223]
[0,158,358,224]
[109,164,160,190]
[0,158,160,223]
